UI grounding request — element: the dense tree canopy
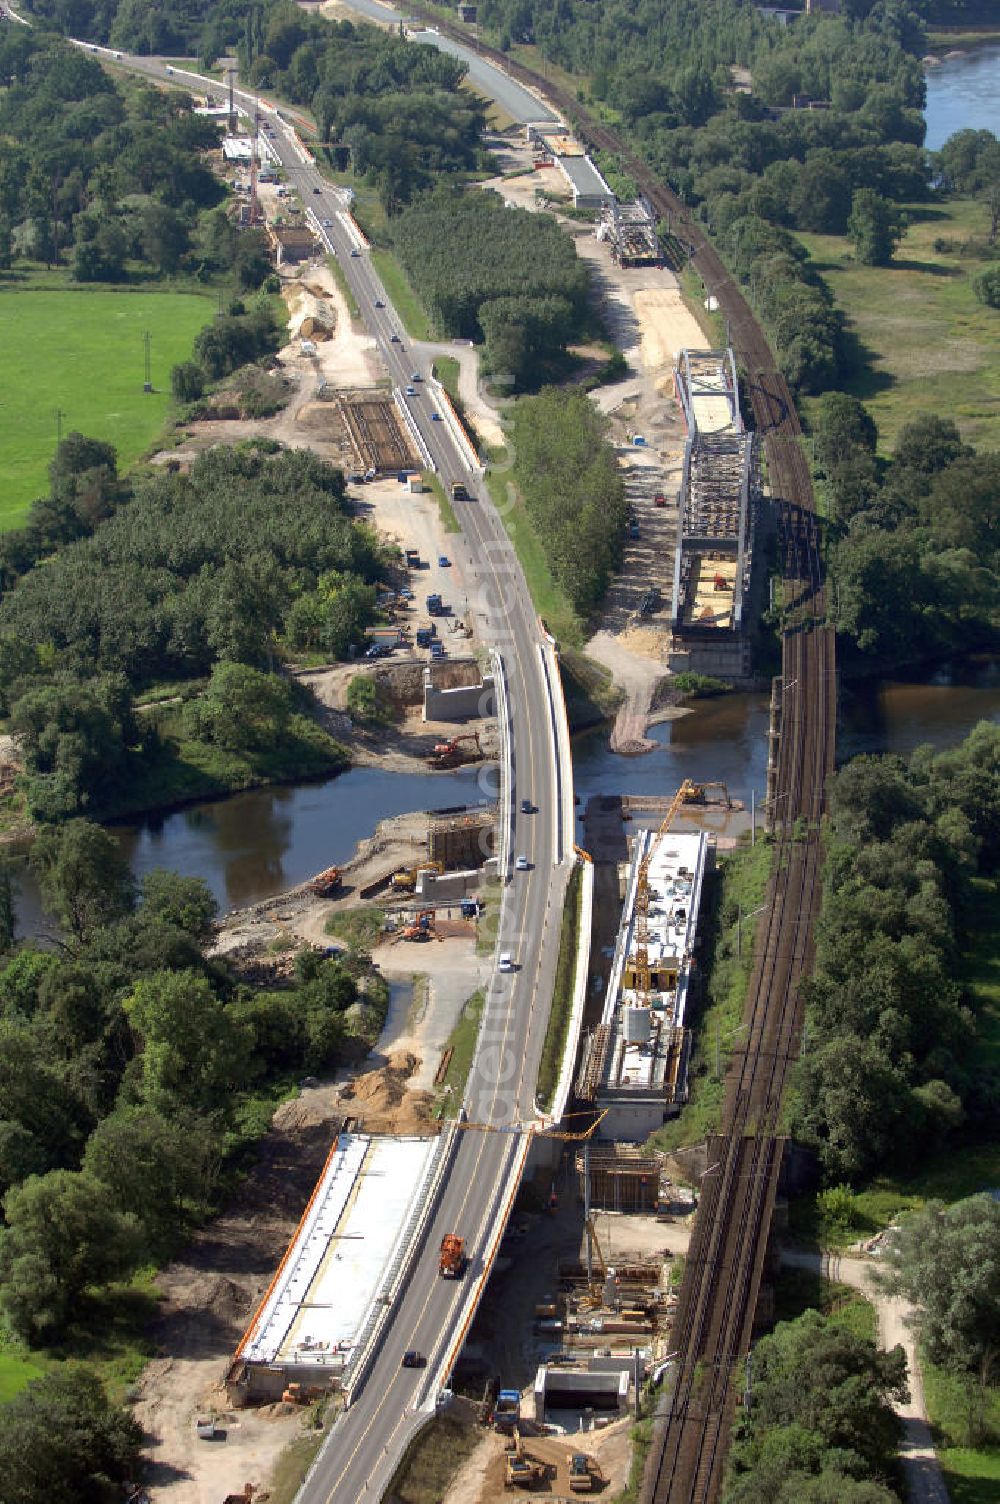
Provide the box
[881,1195,1000,1376]
[507,389,628,612]
[0,1367,143,1504]
[817,403,1000,664]
[0,820,387,1339]
[0,1169,146,1341]
[724,1310,906,1503]
[0,442,382,816]
[0,28,242,283]
[791,723,1000,1182]
[390,190,591,389]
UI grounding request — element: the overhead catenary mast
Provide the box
[249,95,262,227]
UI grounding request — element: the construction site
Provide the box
[669,350,760,680]
[577,781,720,1141]
[227,1131,444,1402]
[338,392,420,476]
[597,196,662,268]
[432,1142,696,1504]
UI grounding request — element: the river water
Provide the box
[12,762,492,935]
[573,660,1000,807]
[924,43,1000,152]
[13,663,998,934]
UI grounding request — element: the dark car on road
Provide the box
[401,1351,425,1369]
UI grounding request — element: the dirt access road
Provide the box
[485,134,714,742]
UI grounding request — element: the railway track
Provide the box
[400,15,837,1495]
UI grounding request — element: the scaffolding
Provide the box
[575,1144,665,1213]
[598,196,661,267]
[670,349,758,641]
[428,807,497,869]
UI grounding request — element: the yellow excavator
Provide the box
[504,1428,548,1489]
[390,860,444,893]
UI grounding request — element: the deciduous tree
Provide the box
[0,1170,145,1340]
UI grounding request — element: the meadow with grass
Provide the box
[799,196,1000,453]
[0,286,213,527]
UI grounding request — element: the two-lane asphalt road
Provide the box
[76,47,575,1502]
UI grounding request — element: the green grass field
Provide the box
[484,463,585,648]
[923,1357,1000,1504]
[536,865,583,1108]
[0,1348,45,1405]
[434,987,485,1116]
[0,286,213,527]
[370,250,434,342]
[431,355,461,403]
[798,196,1000,453]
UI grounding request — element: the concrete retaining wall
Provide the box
[533,1366,630,1421]
[423,669,495,722]
[417,869,481,901]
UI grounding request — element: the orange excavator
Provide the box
[307,865,342,896]
[400,910,438,942]
[427,732,483,769]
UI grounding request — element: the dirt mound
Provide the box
[205,1275,255,1321]
[341,1050,438,1134]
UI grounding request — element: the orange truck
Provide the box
[439,1234,466,1278]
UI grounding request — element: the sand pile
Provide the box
[340,1050,439,1134]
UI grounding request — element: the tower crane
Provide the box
[631,778,697,1007]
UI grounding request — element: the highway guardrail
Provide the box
[393,388,435,471]
[545,853,594,1125]
[491,648,513,884]
[429,379,480,472]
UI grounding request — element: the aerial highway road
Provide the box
[70,46,577,1503]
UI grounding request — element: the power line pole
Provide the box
[54,407,65,445]
[143,330,152,393]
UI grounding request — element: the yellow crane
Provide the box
[451,1108,609,1142]
[631,778,697,1006]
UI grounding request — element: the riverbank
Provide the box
[926,27,1000,49]
[799,193,1000,452]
